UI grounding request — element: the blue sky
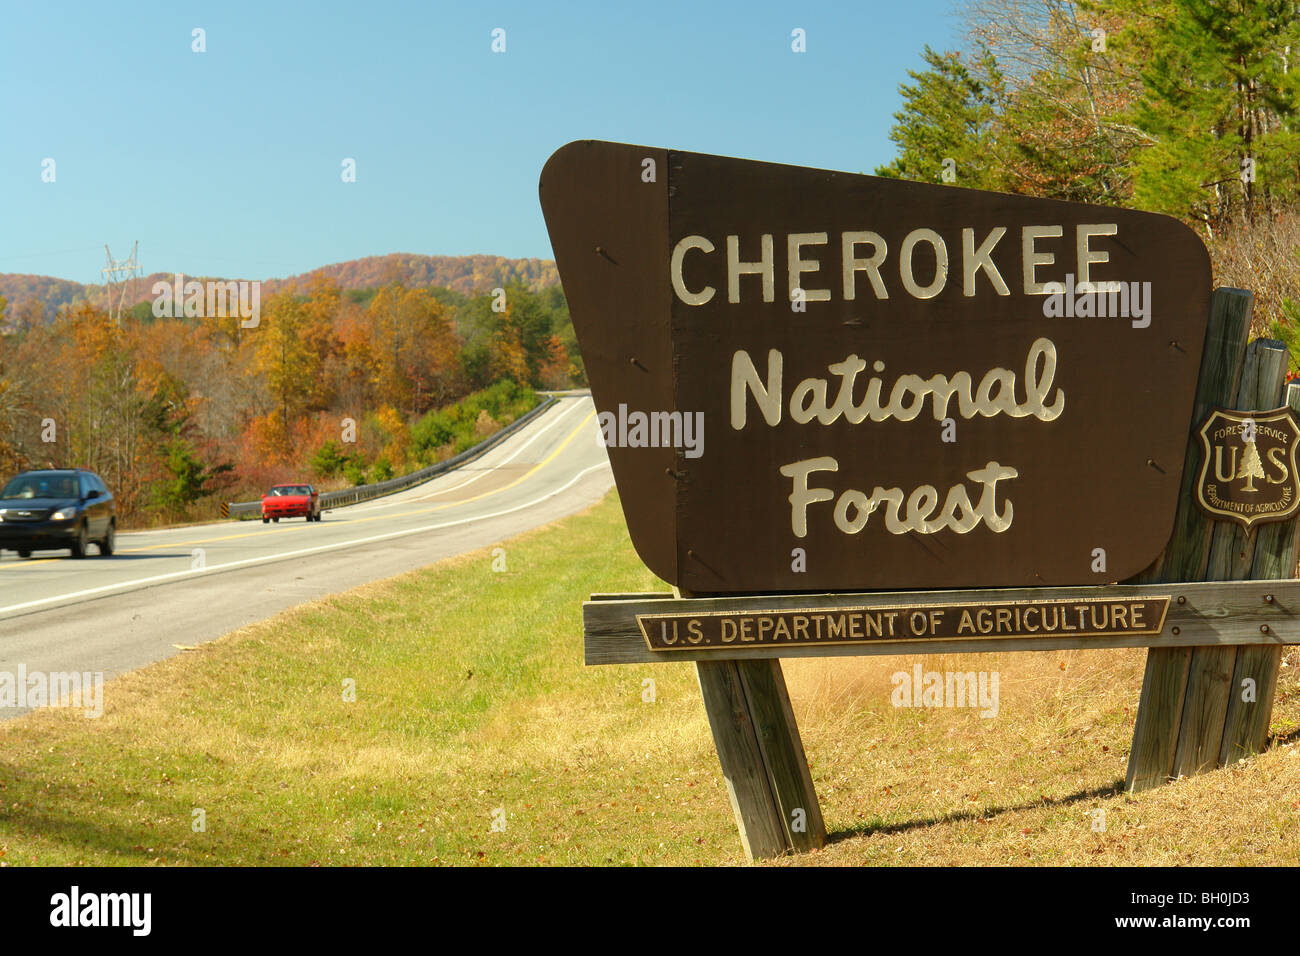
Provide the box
[2,1,962,283]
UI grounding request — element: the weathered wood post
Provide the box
[681,587,824,859]
[1126,289,1299,789]
[694,659,825,857]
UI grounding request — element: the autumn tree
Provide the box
[536,335,571,390]
[0,328,30,474]
[915,0,1144,204]
[333,299,379,413]
[255,290,318,443]
[299,277,344,410]
[367,284,463,415]
[488,325,530,385]
[10,299,45,334]
[456,284,570,389]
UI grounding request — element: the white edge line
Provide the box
[346,396,591,511]
[404,395,592,501]
[0,461,613,618]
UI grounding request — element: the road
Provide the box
[0,395,613,718]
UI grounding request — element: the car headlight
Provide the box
[51,508,78,521]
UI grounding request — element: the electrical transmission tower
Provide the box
[102,241,142,324]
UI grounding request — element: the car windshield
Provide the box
[1,474,78,499]
[270,486,310,496]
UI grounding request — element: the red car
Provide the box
[262,484,321,523]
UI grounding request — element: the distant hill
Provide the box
[0,253,560,323]
[0,274,90,317]
[273,254,559,297]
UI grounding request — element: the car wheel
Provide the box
[17,549,31,559]
[70,522,88,558]
[99,520,115,556]
[273,517,279,523]
[262,517,269,524]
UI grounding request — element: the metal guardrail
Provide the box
[227,396,560,519]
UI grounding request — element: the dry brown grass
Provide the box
[1207,207,1300,340]
[772,646,1300,865]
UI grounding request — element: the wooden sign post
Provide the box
[1126,289,1300,790]
[541,143,1300,859]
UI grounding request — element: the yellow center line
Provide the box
[3,555,60,568]
[0,411,597,568]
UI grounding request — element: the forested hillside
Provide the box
[0,253,560,327]
[0,277,579,525]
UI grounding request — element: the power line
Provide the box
[101,241,141,324]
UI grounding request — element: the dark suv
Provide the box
[0,469,117,559]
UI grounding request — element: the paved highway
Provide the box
[0,394,613,717]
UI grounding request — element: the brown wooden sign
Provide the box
[1194,405,1300,529]
[540,141,1213,592]
[636,594,1168,652]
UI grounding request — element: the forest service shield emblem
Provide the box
[1195,406,1300,529]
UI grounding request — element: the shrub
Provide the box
[310,439,350,478]
[343,460,367,486]
[410,380,538,462]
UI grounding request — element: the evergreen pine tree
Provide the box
[1102,0,1300,228]
[875,46,1004,189]
[1238,438,1266,491]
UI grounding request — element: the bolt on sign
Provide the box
[540,141,1212,592]
[1194,406,1300,529]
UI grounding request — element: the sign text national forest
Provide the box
[540,142,1213,592]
